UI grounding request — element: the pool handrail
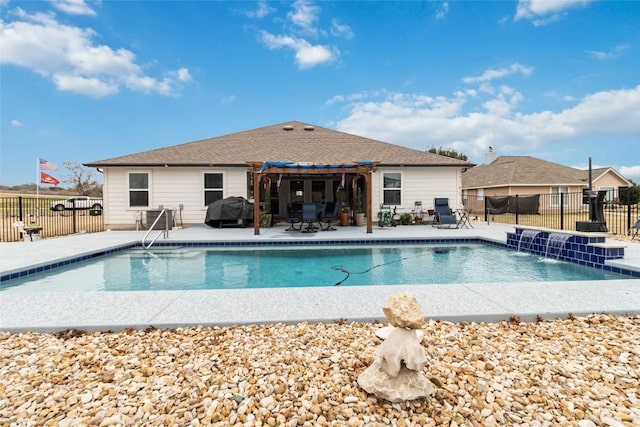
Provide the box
[142,209,170,249]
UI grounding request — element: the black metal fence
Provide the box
[464,190,639,236]
[1,196,105,242]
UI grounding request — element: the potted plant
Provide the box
[339,202,350,226]
[354,187,365,226]
[400,213,413,225]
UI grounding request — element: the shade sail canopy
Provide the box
[250,161,378,175]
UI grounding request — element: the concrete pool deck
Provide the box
[1,221,639,332]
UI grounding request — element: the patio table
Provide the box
[455,209,473,229]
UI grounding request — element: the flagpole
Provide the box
[36,157,40,221]
[36,157,40,200]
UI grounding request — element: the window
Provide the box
[599,187,615,203]
[290,180,304,203]
[551,186,569,207]
[204,173,224,205]
[383,173,401,205]
[476,189,484,200]
[129,172,149,207]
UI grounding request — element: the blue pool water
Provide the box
[0,243,629,293]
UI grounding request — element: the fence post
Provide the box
[72,198,77,233]
[484,197,488,224]
[514,194,519,225]
[18,196,24,240]
[560,192,565,230]
[627,190,632,235]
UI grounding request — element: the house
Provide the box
[85,120,474,232]
[461,151,631,213]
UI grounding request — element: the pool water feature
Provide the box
[545,233,571,259]
[1,243,630,293]
[517,230,540,253]
[506,227,629,271]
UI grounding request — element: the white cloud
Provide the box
[125,75,171,95]
[245,1,273,19]
[586,44,630,60]
[288,0,321,35]
[482,86,524,117]
[53,73,119,96]
[220,94,237,105]
[259,32,336,69]
[49,0,96,16]
[0,8,191,98]
[435,2,449,20]
[332,85,640,169]
[173,67,192,82]
[463,63,533,84]
[331,19,353,40]
[10,119,24,127]
[549,86,640,136]
[515,0,592,25]
[620,166,640,181]
[326,95,345,105]
[254,0,346,69]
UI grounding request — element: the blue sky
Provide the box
[1,0,639,186]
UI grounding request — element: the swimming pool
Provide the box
[0,243,630,293]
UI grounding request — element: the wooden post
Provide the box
[351,177,357,225]
[253,170,261,235]
[365,171,372,233]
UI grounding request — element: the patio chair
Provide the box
[300,202,319,233]
[285,203,302,231]
[433,198,457,228]
[320,201,340,231]
[632,218,640,240]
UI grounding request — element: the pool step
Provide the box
[126,247,203,258]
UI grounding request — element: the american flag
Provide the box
[39,158,57,171]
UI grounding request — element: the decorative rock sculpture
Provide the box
[358,292,434,402]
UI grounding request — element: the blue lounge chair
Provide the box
[632,218,640,240]
[433,198,457,228]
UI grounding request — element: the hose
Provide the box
[331,248,449,286]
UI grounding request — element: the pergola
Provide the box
[247,161,379,235]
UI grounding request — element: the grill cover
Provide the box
[205,197,254,228]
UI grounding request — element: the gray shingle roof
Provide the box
[461,156,590,189]
[85,121,473,168]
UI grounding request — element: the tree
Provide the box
[427,146,468,161]
[619,179,640,204]
[62,161,103,196]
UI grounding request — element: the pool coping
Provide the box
[1,223,639,332]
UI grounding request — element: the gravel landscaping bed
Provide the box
[1,314,638,426]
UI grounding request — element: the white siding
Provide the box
[102,165,465,228]
[372,167,462,216]
[102,167,248,228]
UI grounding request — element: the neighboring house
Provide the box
[461,152,631,212]
[85,121,474,230]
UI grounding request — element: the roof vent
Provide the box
[303,125,315,131]
[283,125,294,131]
